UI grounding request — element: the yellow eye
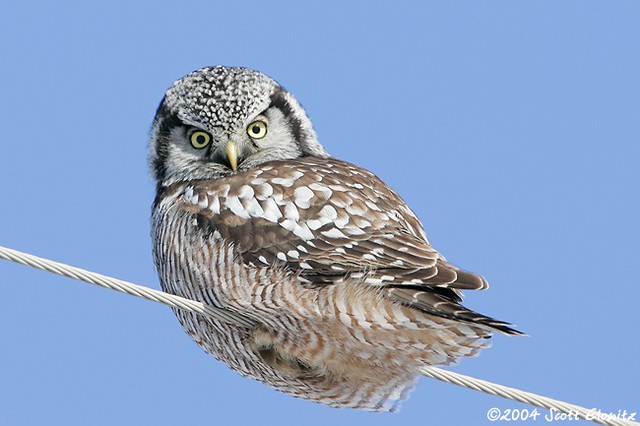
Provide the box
[246,120,268,139]
[190,131,212,149]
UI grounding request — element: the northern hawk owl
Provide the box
[149,66,521,412]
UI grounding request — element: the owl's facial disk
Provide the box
[149,66,330,189]
[182,106,305,172]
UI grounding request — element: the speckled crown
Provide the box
[164,66,279,132]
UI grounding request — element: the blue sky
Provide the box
[1,2,638,425]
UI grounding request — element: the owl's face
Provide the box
[149,66,329,189]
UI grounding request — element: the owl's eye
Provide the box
[190,131,212,149]
[247,120,268,139]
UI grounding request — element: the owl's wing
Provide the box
[182,157,521,334]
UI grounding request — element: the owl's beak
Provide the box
[226,140,238,171]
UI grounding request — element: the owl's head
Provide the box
[149,66,329,189]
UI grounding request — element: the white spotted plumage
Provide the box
[149,66,522,412]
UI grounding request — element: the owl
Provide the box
[149,66,521,412]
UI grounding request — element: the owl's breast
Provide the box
[152,188,240,307]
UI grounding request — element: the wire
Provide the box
[420,367,637,426]
[0,245,254,328]
[1,245,637,426]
